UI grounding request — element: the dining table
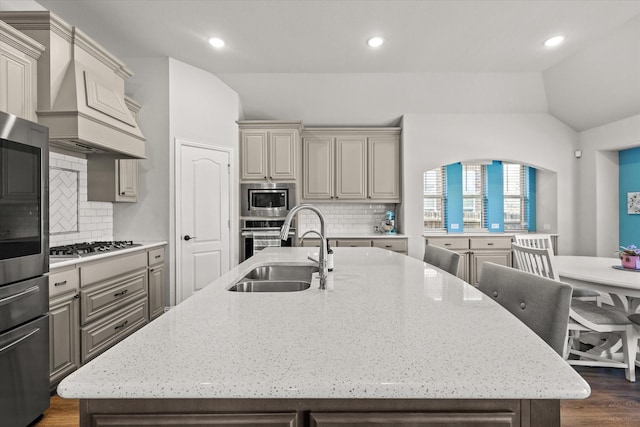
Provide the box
[553,255,640,313]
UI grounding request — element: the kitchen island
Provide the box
[58,247,589,426]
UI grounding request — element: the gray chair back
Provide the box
[478,262,572,355]
[423,244,461,276]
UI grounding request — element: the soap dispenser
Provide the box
[326,239,334,272]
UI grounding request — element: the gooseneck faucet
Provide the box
[280,204,328,290]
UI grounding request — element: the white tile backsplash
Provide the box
[297,203,396,235]
[49,152,113,246]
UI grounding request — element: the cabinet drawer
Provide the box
[81,269,147,325]
[300,239,337,248]
[81,298,148,363]
[49,266,79,299]
[81,252,147,287]
[470,237,512,250]
[372,239,407,252]
[337,239,372,247]
[427,237,469,250]
[147,248,165,266]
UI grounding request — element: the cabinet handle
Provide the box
[54,280,67,287]
[74,294,80,299]
[385,245,392,248]
[114,289,128,298]
[487,242,494,246]
[155,255,161,259]
[444,243,451,246]
[149,268,155,273]
[121,191,126,195]
[114,320,129,331]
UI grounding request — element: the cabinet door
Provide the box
[335,137,367,200]
[269,130,297,180]
[241,130,268,180]
[368,137,400,201]
[117,159,138,199]
[470,251,512,286]
[303,137,333,200]
[148,264,164,320]
[49,294,80,386]
[0,46,34,121]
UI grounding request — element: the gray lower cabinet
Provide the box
[89,413,298,427]
[147,247,165,321]
[48,266,80,388]
[310,411,518,426]
[425,235,513,285]
[301,237,408,255]
[49,293,79,388]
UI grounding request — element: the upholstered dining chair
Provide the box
[478,262,572,355]
[423,243,461,276]
[511,243,636,382]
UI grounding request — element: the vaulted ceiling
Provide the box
[5,0,640,131]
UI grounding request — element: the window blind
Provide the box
[462,164,485,230]
[423,167,446,230]
[503,163,528,230]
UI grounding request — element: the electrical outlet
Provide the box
[543,224,551,230]
[451,224,459,229]
[491,223,500,229]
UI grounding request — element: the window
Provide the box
[423,167,446,229]
[503,163,528,230]
[424,161,535,233]
[462,164,485,230]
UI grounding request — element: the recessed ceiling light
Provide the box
[208,37,225,48]
[367,36,385,48]
[543,35,565,48]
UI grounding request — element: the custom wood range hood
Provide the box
[0,11,146,159]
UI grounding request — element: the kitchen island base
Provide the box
[79,397,559,426]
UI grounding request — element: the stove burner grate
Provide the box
[50,241,138,256]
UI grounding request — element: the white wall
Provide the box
[401,113,578,259]
[114,57,240,307]
[577,114,640,256]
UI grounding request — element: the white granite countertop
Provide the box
[304,232,408,239]
[49,241,167,270]
[57,247,590,400]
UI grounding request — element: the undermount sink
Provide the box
[229,280,311,292]
[228,264,319,292]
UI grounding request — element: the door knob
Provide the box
[183,235,197,241]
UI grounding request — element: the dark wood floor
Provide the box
[32,366,640,427]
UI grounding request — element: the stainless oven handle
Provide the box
[0,285,39,307]
[241,231,296,238]
[0,328,39,356]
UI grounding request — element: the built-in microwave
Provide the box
[241,183,296,218]
[0,111,49,285]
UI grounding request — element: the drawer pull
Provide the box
[444,243,451,246]
[155,255,161,259]
[54,280,67,287]
[0,328,39,356]
[114,289,129,298]
[114,320,129,331]
[487,242,494,246]
[385,245,392,248]
[0,286,39,307]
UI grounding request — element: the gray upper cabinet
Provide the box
[239,121,302,182]
[302,128,401,202]
[0,21,44,122]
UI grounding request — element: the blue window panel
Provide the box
[485,161,504,233]
[445,163,463,233]
[619,147,640,247]
[527,166,536,232]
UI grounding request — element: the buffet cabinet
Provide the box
[425,235,513,285]
[48,245,166,387]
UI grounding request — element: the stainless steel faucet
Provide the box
[280,204,328,290]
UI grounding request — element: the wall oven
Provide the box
[240,219,295,261]
[241,182,295,218]
[0,111,50,426]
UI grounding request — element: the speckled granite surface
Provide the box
[58,247,590,400]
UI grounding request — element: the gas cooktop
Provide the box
[50,241,142,257]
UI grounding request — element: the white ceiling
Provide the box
[6,0,640,130]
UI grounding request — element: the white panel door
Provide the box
[178,142,230,303]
